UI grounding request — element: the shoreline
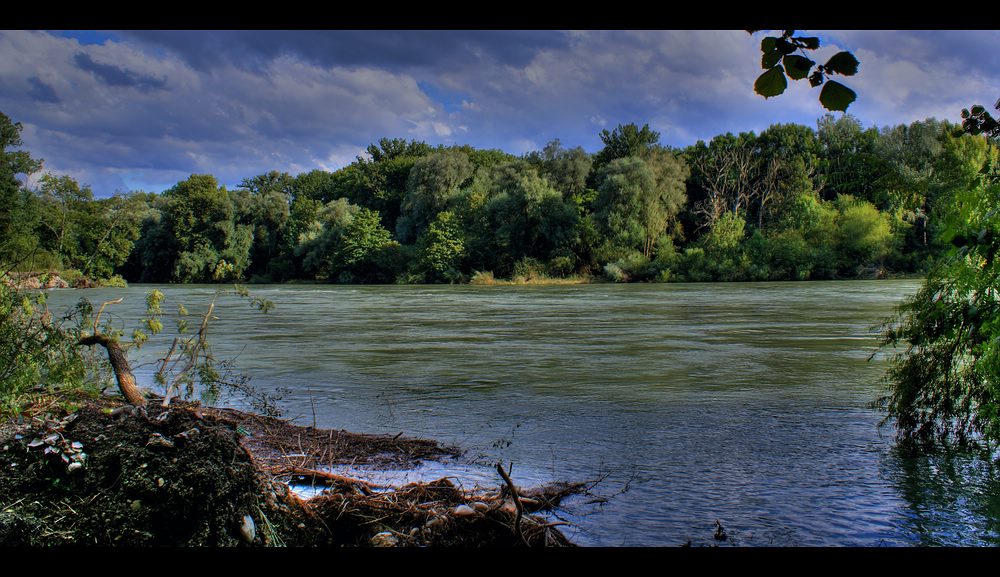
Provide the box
[0,395,582,547]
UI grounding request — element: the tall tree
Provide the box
[592,123,661,173]
[594,150,689,259]
[396,149,474,243]
[158,174,251,283]
[0,112,44,265]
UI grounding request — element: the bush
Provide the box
[765,229,814,280]
[836,197,895,269]
[0,285,106,413]
[469,270,497,285]
[602,263,628,283]
[546,255,576,278]
[512,257,544,281]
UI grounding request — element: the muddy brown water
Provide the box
[45,280,1000,546]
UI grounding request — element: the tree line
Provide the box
[2,111,994,286]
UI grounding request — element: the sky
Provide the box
[1,29,997,197]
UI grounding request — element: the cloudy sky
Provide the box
[1,30,997,197]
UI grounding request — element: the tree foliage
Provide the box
[1,108,986,288]
[0,112,44,266]
[877,101,1000,446]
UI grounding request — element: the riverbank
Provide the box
[0,394,580,546]
[1,270,128,290]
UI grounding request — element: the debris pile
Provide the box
[0,399,582,547]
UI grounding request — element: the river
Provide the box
[46,280,1000,546]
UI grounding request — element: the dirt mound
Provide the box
[0,403,318,546]
[0,400,581,547]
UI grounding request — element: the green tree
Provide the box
[234,172,293,281]
[35,174,91,265]
[816,114,884,203]
[344,138,432,230]
[483,163,580,272]
[0,112,44,266]
[592,123,661,174]
[396,149,474,243]
[876,97,1000,445]
[878,167,1000,444]
[157,174,252,283]
[295,198,360,280]
[526,139,594,204]
[417,210,465,282]
[334,207,394,283]
[76,194,145,280]
[834,196,895,271]
[594,151,688,259]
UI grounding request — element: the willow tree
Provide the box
[594,150,688,259]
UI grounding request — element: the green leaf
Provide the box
[761,37,777,53]
[762,49,781,69]
[795,36,820,50]
[775,38,796,55]
[819,80,857,111]
[782,55,814,80]
[754,66,788,99]
[824,51,860,76]
[809,71,824,87]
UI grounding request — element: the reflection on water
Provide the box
[886,445,1000,546]
[43,280,1000,546]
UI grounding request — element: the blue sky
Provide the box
[1,30,997,196]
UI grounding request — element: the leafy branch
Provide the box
[77,285,276,411]
[748,30,859,112]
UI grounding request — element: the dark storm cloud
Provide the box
[2,29,996,197]
[27,77,60,103]
[119,30,570,71]
[73,52,167,92]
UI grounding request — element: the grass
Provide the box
[468,270,595,286]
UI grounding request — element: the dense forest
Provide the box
[2,111,995,286]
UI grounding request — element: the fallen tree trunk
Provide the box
[79,333,146,405]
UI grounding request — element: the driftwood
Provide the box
[77,298,146,406]
[270,465,378,494]
[78,332,145,406]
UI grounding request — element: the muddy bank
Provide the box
[0,398,580,546]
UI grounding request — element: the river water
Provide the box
[47,280,1000,546]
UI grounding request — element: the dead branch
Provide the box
[496,462,527,545]
[271,465,379,493]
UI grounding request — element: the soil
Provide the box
[0,397,581,547]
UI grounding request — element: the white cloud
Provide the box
[0,31,456,193]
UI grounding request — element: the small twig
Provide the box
[309,388,317,431]
[159,337,180,407]
[92,298,124,334]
